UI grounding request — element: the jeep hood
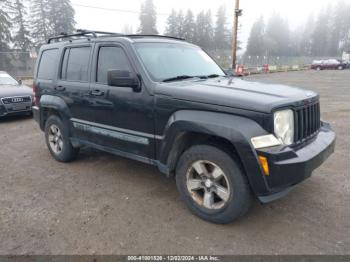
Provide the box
[0,84,32,98]
[155,78,318,113]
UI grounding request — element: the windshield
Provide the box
[134,43,225,82]
[0,73,18,85]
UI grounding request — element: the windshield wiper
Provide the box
[162,75,198,82]
[162,74,222,83]
[205,74,221,79]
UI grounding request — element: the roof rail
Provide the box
[126,35,185,41]
[47,29,124,44]
[47,30,186,44]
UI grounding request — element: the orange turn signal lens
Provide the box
[258,156,270,176]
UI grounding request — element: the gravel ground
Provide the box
[0,70,349,255]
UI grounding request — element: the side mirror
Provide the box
[107,70,141,91]
[18,79,22,85]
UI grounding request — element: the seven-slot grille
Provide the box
[294,102,321,143]
[1,96,31,104]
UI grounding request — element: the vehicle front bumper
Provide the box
[256,122,336,203]
[0,104,32,117]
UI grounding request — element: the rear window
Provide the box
[61,47,91,82]
[37,49,59,80]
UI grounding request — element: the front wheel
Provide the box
[176,145,252,224]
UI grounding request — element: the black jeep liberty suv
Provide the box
[32,30,335,224]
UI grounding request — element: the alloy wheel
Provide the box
[186,160,231,210]
[48,124,63,155]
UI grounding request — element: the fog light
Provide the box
[258,156,270,176]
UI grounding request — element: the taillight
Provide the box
[32,83,40,107]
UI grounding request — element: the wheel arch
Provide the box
[39,95,71,131]
[158,110,271,196]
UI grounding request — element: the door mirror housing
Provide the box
[17,79,22,85]
[107,70,141,91]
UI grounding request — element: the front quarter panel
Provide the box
[158,110,272,195]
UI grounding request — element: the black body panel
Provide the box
[32,36,336,203]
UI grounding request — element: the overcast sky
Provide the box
[71,0,350,48]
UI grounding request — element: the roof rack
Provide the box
[47,29,185,44]
[47,29,124,43]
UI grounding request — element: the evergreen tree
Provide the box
[164,9,177,37]
[214,5,230,50]
[246,17,265,56]
[0,0,12,69]
[176,10,185,38]
[138,0,158,34]
[265,13,290,56]
[311,8,330,56]
[30,0,51,46]
[9,0,31,51]
[328,1,350,55]
[195,10,213,50]
[341,3,350,51]
[182,9,196,43]
[298,15,315,56]
[48,0,75,36]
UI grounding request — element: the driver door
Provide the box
[83,43,155,160]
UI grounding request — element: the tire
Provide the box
[176,145,252,224]
[316,66,321,71]
[44,114,79,162]
[338,65,343,70]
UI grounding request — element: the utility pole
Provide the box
[232,0,242,70]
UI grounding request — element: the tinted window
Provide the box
[97,46,132,84]
[63,47,91,82]
[37,49,59,80]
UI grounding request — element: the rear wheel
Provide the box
[316,66,322,71]
[338,65,343,70]
[176,145,252,224]
[45,115,79,162]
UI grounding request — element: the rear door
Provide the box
[56,44,95,140]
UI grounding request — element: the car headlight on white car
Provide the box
[274,109,294,145]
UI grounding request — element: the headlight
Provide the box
[274,109,294,145]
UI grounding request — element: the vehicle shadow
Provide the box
[0,114,33,124]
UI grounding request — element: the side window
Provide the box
[97,46,132,84]
[62,47,91,82]
[37,49,59,80]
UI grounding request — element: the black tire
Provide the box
[176,145,252,224]
[316,66,322,71]
[338,65,343,70]
[44,114,79,162]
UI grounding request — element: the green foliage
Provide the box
[182,10,196,43]
[9,0,32,51]
[138,0,158,34]
[30,0,75,46]
[246,16,265,56]
[246,2,350,57]
[214,5,230,50]
[0,0,12,69]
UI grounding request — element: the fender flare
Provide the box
[158,110,272,195]
[38,95,71,130]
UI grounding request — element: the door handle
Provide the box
[90,89,105,96]
[54,86,66,91]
